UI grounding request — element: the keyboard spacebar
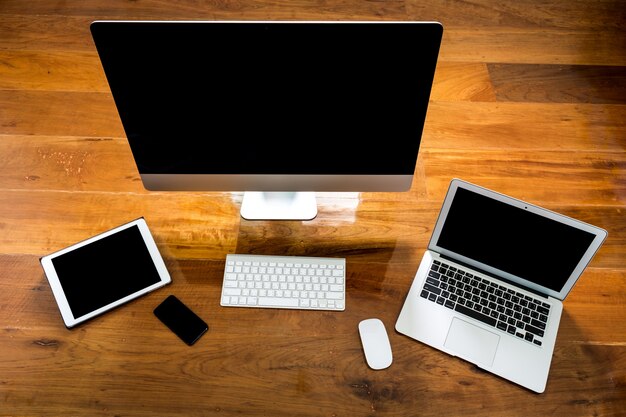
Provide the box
[455,304,497,327]
[258,297,299,307]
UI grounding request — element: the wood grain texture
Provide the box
[1,0,625,416]
[488,64,626,104]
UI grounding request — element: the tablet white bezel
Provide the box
[40,217,171,328]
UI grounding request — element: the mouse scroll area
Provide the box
[358,318,393,370]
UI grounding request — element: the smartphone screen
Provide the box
[154,295,208,345]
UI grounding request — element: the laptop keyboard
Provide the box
[421,260,551,347]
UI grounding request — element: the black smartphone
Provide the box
[154,295,208,346]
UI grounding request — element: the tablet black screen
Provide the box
[51,225,161,319]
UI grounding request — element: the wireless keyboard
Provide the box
[220,254,346,311]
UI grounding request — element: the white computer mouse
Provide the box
[358,318,393,370]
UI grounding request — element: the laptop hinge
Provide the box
[439,254,548,299]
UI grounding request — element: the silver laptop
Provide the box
[395,178,607,393]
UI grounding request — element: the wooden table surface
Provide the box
[1,1,625,416]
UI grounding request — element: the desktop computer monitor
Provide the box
[91,21,443,220]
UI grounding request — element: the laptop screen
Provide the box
[429,180,607,299]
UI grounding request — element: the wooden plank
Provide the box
[0,15,95,52]
[0,135,140,191]
[439,28,626,66]
[430,62,497,102]
[562,269,626,343]
[421,149,626,205]
[405,0,626,65]
[422,101,626,151]
[488,63,626,104]
[0,91,123,137]
[0,0,408,21]
[0,50,109,92]
[406,0,625,31]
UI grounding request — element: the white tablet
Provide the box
[40,217,172,328]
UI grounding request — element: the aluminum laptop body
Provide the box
[395,179,607,393]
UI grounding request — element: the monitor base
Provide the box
[240,192,318,221]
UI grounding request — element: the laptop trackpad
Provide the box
[444,318,500,367]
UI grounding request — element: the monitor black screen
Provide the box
[91,21,443,219]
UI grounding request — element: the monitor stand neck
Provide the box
[240,192,318,221]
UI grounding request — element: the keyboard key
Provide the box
[531,318,546,330]
[524,323,545,337]
[257,297,299,307]
[536,305,550,315]
[424,283,441,295]
[325,292,343,300]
